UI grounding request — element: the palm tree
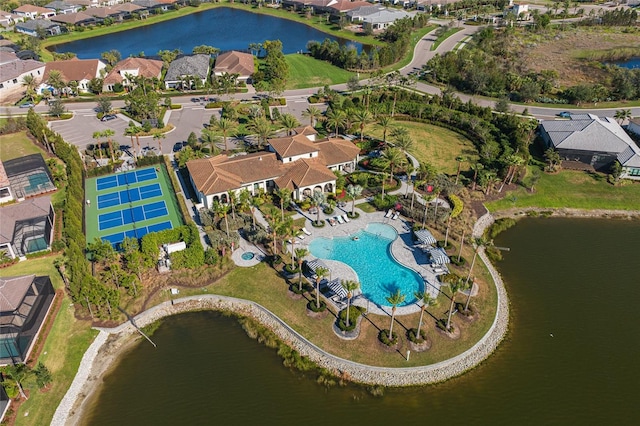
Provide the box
[103,129,116,163]
[376,115,394,145]
[21,74,37,102]
[302,106,322,127]
[381,147,406,185]
[249,191,265,228]
[394,133,413,153]
[414,290,435,340]
[470,162,483,191]
[314,266,329,310]
[445,278,466,332]
[249,116,273,149]
[92,131,103,160]
[311,191,326,225]
[200,128,221,155]
[614,109,631,125]
[213,117,237,152]
[341,280,360,327]
[463,237,488,312]
[324,108,346,137]
[385,289,406,340]
[352,108,373,142]
[345,184,363,216]
[227,189,237,220]
[152,131,165,154]
[46,69,65,97]
[279,113,299,135]
[295,247,309,292]
[213,201,230,237]
[124,125,138,159]
[275,187,292,220]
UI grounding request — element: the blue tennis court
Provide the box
[96,168,157,191]
[97,183,163,209]
[98,201,169,231]
[102,221,173,247]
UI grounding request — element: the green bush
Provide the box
[136,154,164,167]
[487,218,517,239]
[436,319,451,332]
[450,255,466,266]
[311,220,325,228]
[407,328,427,343]
[204,248,218,265]
[337,306,365,331]
[346,211,360,219]
[283,264,299,274]
[372,194,398,211]
[307,300,326,312]
[448,194,463,218]
[378,329,398,346]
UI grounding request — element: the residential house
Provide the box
[15,19,62,37]
[87,7,125,22]
[0,10,21,28]
[44,1,83,14]
[50,11,96,27]
[0,275,56,365]
[164,54,210,90]
[213,51,254,84]
[186,127,359,208]
[0,195,55,259]
[40,58,106,94]
[0,54,45,101]
[539,113,640,179]
[504,2,530,21]
[113,2,144,16]
[282,0,369,16]
[102,57,163,92]
[347,5,412,30]
[12,5,57,19]
[132,0,171,13]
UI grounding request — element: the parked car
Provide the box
[101,114,117,121]
[557,111,571,118]
[19,102,35,108]
[173,142,184,152]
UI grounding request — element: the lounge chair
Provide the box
[385,209,393,218]
[297,234,305,240]
[392,212,399,220]
[336,215,345,224]
[342,214,350,223]
[302,227,312,236]
[328,218,337,226]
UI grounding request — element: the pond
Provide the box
[50,7,364,59]
[82,217,640,425]
[613,57,640,69]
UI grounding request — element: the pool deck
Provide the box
[294,208,444,316]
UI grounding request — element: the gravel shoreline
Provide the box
[52,212,508,425]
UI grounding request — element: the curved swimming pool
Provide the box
[309,223,423,307]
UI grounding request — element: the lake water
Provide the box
[83,218,640,425]
[612,57,640,69]
[50,7,363,59]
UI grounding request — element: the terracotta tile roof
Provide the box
[50,11,94,24]
[87,7,121,18]
[214,51,254,78]
[43,58,104,82]
[187,153,283,196]
[113,3,144,12]
[14,5,53,14]
[0,50,18,64]
[329,0,371,12]
[103,57,163,85]
[294,125,318,137]
[0,275,36,312]
[314,137,360,166]
[276,158,336,189]
[269,134,318,158]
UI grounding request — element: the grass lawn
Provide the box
[175,249,497,369]
[0,132,43,161]
[368,120,478,175]
[355,201,377,213]
[487,168,640,211]
[286,55,356,90]
[431,27,463,51]
[0,256,96,426]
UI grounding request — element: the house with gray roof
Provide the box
[347,5,412,30]
[44,1,83,14]
[164,54,211,90]
[539,113,640,179]
[0,194,55,260]
[15,19,61,37]
[0,274,56,365]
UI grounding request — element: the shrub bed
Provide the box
[307,300,327,313]
[311,220,325,228]
[378,329,398,346]
[407,328,427,344]
[450,255,466,267]
[336,306,365,332]
[346,211,360,219]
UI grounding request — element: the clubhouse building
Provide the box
[186,127,360,209]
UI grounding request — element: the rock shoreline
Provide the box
[53,212,508,425]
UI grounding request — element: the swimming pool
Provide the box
[309,223,423,307]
